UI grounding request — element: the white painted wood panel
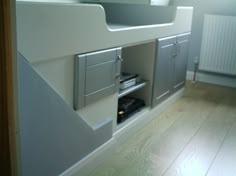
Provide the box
[16,2,193,62]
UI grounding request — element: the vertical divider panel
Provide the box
[74,55,86,110]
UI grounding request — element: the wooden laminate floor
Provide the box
[77,82,236,176]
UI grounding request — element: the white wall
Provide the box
[171,0,236,71]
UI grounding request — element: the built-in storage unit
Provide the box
[74,36,189,128]
[74,48,122,110]
[152,33,190,106]
[16,2,193,176]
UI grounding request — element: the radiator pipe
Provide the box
[193,57,199,83]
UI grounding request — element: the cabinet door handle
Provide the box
[116,55,122,79]
[175,41,181,55]
[172,41,178,57]
[117,55,124,62]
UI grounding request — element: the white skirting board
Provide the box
[186,71,236,88]
[60,88,185,176]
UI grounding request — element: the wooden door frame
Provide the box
[0,0,19,176]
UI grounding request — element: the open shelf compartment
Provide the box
[116,106,149,131]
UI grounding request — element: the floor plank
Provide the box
[73,82,236,176]
[206,107,236,176]
[163,97,236,176]
[141,97,218,176]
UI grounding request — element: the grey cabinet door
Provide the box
[152,36,176,106]
[152,33,190,107]
[85,61,116,95]
[74,48,122,110]
[173,33,190,91]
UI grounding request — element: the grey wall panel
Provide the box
[18,53,112,176]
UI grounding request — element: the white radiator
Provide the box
[199,14,236,75]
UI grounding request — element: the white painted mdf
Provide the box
[32,55,75,106]
[16,2,193,63]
